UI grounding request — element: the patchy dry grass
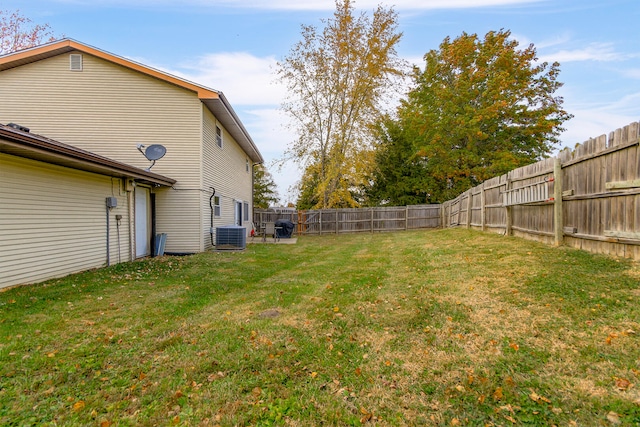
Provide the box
[1,228,639,426]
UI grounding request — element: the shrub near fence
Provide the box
[443,120,640,259]
[254,205,441,235]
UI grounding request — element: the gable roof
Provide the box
[0,123,176,187]
[0,38,264,163]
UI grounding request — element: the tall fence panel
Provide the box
[254,121,640,259]
[442,120,640,259]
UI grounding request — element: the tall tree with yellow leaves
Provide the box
[278,0,406,208]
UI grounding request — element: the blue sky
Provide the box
[1,0,639,204]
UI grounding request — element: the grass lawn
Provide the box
[1,228,639,426]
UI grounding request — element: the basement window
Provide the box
[70,54,83,71]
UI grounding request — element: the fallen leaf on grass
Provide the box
[607,411,621,424]
[509,342,519,351]
[72,401,85,411]
[360,407,373,423]
[529,390,551,403]
[503,414,517,423]
[493,387,503,401]
[615,378,632,391]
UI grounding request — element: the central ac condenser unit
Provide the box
[215,225,246,250]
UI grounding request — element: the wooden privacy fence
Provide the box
[442,120,640,259]
[254,205,441,235]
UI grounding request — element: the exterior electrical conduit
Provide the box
[209,187,216,246]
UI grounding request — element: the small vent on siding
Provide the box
[70,54,83,71]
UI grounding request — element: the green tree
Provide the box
[277,0,406,209]
[0,10,56,54]
[369,29,572,203]
[365,117,434,205]
[253,164,279,209]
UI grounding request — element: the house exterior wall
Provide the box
[201,107,254,248]
[0,153,131,289]
[0,51,248,253]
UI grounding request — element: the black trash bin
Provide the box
[275,219,294,238]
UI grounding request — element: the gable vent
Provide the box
[70,54,83,71]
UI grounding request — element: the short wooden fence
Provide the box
[254,205,441,235]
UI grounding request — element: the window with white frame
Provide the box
[214,195,221,217]
[246,158,250,173]
[216,125,223,148]
[243,202,249,221]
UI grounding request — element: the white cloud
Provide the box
[622,68,640,79]
[238,107,300,203]
[240,107,293,156]
[538,42,623,64]
[178,52,283,106]
[558,92,640,149]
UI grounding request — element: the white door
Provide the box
[135,186,151,257]
[235,201,243,226]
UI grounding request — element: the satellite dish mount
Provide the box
[136,144,167,171]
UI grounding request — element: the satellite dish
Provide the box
[136,144,167,171]
[144,144,167,161]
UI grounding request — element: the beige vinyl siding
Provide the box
[0,154,131,289]
[0,52,203,253]
[202,107,253,248]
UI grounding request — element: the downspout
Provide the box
[106,204,111,266]
[209,187,216,246]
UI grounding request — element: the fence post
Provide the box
[504,176,512,236]
[480,183,486,231]
[466,191,472,229]
[553,157,564,246]
[371,208,374,233]
[319,210,323,235]
[405,206,409,230]
[335,209,338,234]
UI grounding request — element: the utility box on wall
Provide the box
[106,197,118,208]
